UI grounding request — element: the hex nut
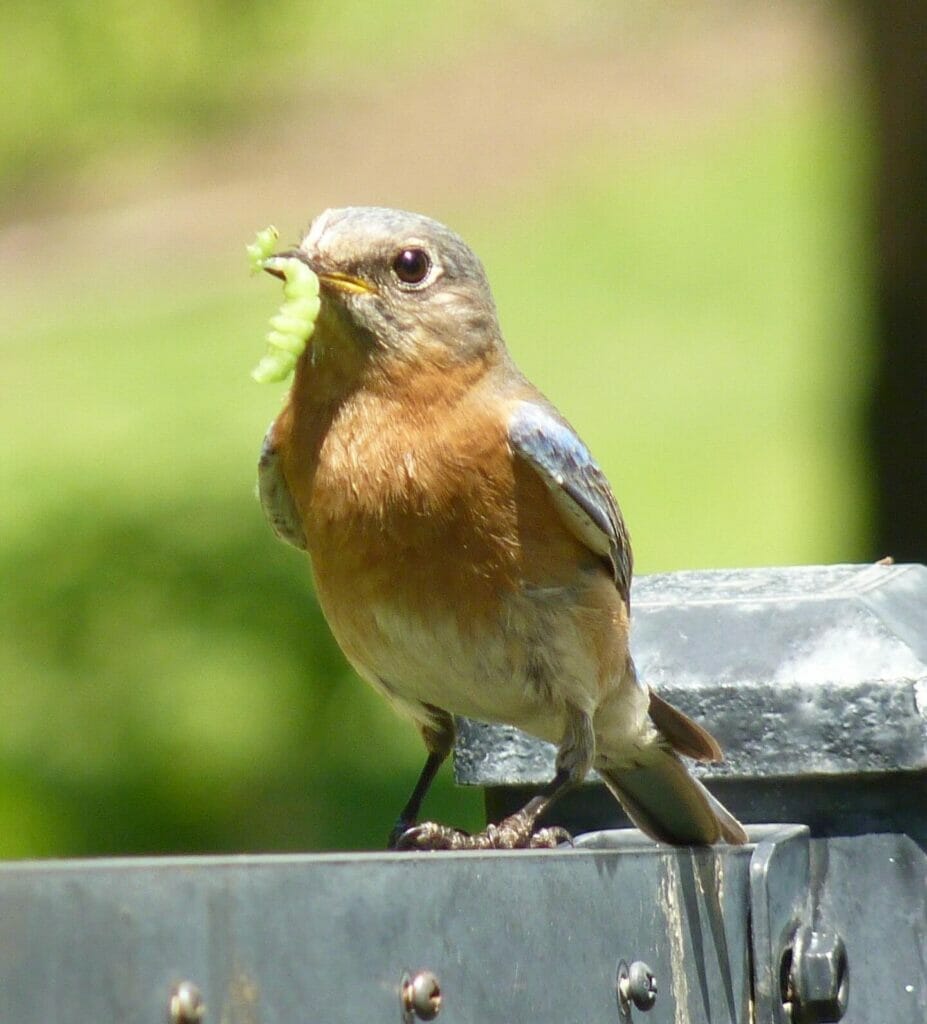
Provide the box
[788,926,849,1023]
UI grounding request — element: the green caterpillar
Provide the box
[248,226,321,383]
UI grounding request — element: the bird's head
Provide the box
[271,207,504,379]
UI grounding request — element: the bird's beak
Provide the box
[261,254,292,281]
[316,271,378,296]
[264,251,377,295]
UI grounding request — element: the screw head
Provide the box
[617,959,658,1014]
[627,960,658,1011]
[787,926,849,1023]
[401,970,442,1021]
[169,981,205,1024]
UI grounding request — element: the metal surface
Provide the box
[0,841,754,1024]
[455,563,927,787]
[749,826,812,1024]
[809,834,927,1024]
[483,772,927,849]
[0,831,920,1021]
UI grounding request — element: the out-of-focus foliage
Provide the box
[0,0,489,204]
[3,1,291,195]
[482,97,872,569]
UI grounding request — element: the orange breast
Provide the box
[274,360,595,664]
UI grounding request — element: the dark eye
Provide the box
[392,248,431,285]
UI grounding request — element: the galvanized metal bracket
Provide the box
[0,837,760,1024]
[0,825,923,1022]
[748,825,812,1023]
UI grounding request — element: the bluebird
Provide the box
[258,207,747,849]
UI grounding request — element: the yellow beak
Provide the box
[317,271,378,296]
[263,253,377,297]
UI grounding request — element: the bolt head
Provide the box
[627,961,658,1011]
[402,970,442,1021]
[617,959,657,1014]
[789,927,849,1023]
[169,981,205,1024]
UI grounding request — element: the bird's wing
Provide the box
[257,421,307,550]
[508,400,632,604]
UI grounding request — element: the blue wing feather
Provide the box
[509,401,632,604]
[257,420,307,550]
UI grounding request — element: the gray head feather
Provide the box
[298,206,503,363]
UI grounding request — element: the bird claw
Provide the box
[392,822,476,851]
[528,826,573,848]
[392,813,572,851]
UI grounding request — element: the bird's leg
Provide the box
[387,750,448,849]
[387,708,455,849]
[396,706,593,851]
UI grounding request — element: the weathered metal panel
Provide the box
[0,832,922,1021]
[810,834,927,1024]
[0,841,754,1024]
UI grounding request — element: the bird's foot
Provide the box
[392,812,572,851]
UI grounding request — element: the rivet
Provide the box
[617,959,657,1014]
[169,981,205,1024]
[401,970,442,1021]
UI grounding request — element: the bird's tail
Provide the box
[597,687,748,846]
[598,751,747,845]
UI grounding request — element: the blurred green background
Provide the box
[0,2,876,856]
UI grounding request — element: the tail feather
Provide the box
[599,749,747,846]
[648,688,722,763]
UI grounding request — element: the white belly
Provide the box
[353,585,604,745]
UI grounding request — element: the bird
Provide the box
[257,206,747,849]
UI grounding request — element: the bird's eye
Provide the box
[392,248,431,285]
